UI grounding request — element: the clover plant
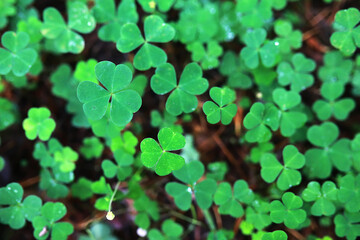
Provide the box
[2,1,360,240]
[116,15,175,70]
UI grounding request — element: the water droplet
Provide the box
[275,41,279,46]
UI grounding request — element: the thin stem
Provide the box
[106,181,121,220]
[202,209,216,231]
[170,210,203,226]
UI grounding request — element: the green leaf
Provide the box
[330,8,360,56]
[302,181,338,216]
[270,192,306,228]
[0,183,42,229]
[277,53,315,92]
[0,31,37,76]
[77,61,142,126]
[203,87,237,125]
[334,211,360,240]
[262,230,288,240]
[22,107,56,141]
[307,122,338,148]
[116,15,175,70]
[151,62,208,116]
[71,177,93,200]
[32,202,73,240]
[141,127,185,176]
[338,174,360,213]
[41,3,95,53]
[261,145,305,190]
[80,137,104,160]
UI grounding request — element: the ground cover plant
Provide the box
[1,0,360,239]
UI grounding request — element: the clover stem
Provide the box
[202,209,216,231]
[170,210,202,226]
[106,181,121,221]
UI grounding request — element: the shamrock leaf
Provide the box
[272,88,307,137]
[235,0,273,28]
[148,219,183,240]
[277,53,315,92]
[93,0,138,42]
[80,137,104,160]
[243,102,280,143]
[245,199,271,230]
[151,62,208,116]
[71,177,93,201]
[302,181,338,216]
[74,59,98,84]
[334,211,360,240]
[203,87,238,125]
[140,127,185,176]
[318,51,353,84]
[214,180,254,218]
[0,97,17,131]
[219,51,252,89]
[32,202,74,240]
[134,193,159,229]
[54,146,79,173]
[270,192,306,229]
[22,107,56,141]
[262,230,288,240]
[0,31,37,76]
[186,41,223,70]
[41,2,96,53]
[116,15,175,70]
[102,149,134,181]
[274,19,302,54]
[77,61,142,126]
[0,183,42,229]
[165,161,217,210]
[240,28,279,69]
[261,145,305,190]
[305,122,352,179]
[313,82,355,121]
[248,142,274,164]
[39,169,70,199]
[0,0,16,29]
[330,8,360,56]
[338,174,360,213]
[206,162,228,182]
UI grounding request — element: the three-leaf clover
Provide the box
[245,199,271,230]
[92,0,138,42]
[318,51,353,84]
[243,102,280,143]
[116,15,175,70]
[272,88,307,137]
[240,28,279,69]
[270,192,306,229]
[334,211,360,240]
[338,174,360,213]
[330,8,360,56]
[77,61,142,127]
[140,127,185,176]
[186,41,223,70]
[277,53,315,92]
[274,19,302,54]
[102,149,134,181]
[219,51,252,89]
[313,82,355,121]
[151,62,208,116]
[203,87,238,125]
[134,193,159,229]
[302,181,338,216]
[261,145,305,191]
[41,2,96,53]
[32,202,74,240]
[214,180,254,218]
[22,107,56,141]
[148,219,183,240]
[0,31,37,76]
[0,183,42,229]
[80,137,104,160]
[165,161,217,210]
[305,122,352,179]
[262,230,288,240]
